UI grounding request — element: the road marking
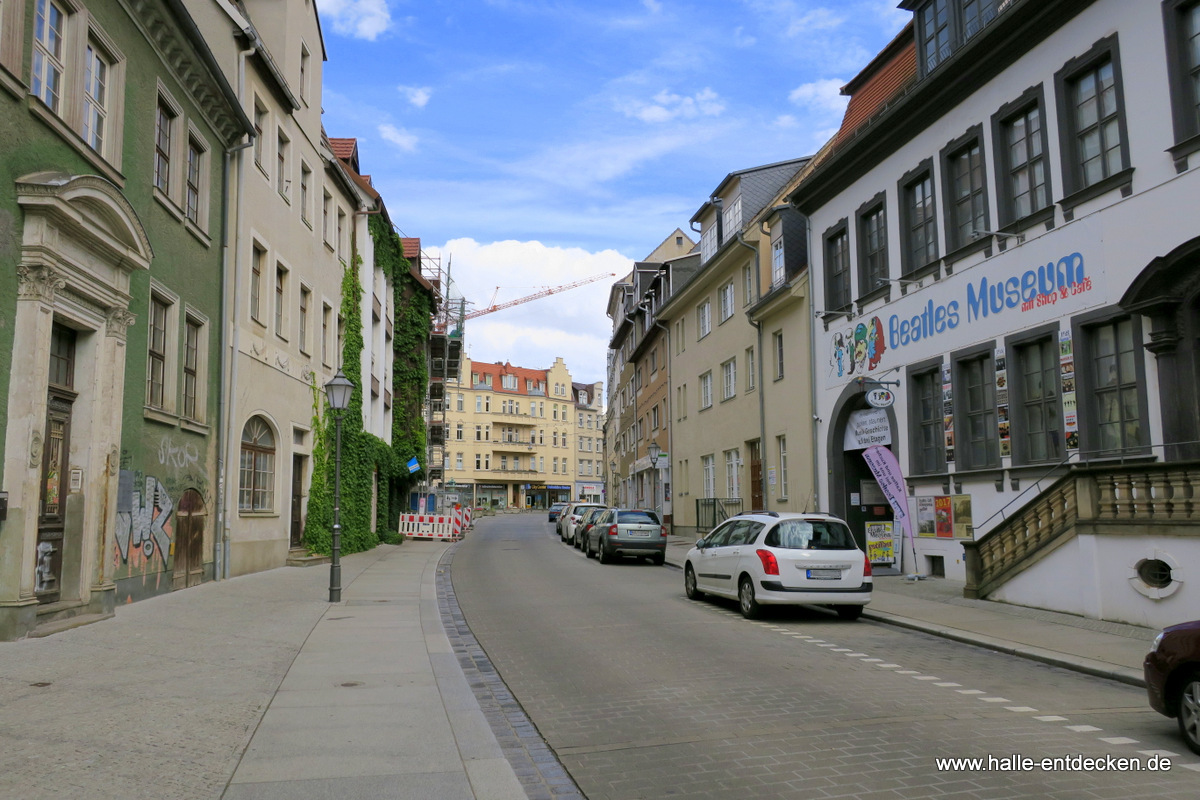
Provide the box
[1181,763,1200,773]
[1099,737,1139,745]
[934,682,961,687]
[895,670,920,675]
[912,676,941,681]
[818,643,838,648]
[1034,715,1068,722]
[1138,749,1178,758]
[860,658,883,663]
[980,697,1011,703]
[845,653,869,657]
[875,663,901,668]
[807,639,826,643]
[957,689,985,695]
[792,635,813,639]
[831,648,852,652]
[1065,725,1102,732]
[1005,706,1038,713]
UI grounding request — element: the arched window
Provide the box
[239,416,275,512]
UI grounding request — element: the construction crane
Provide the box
[462,272,616,321]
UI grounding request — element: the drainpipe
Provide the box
[734,231,766,510]
[220,42,257,580]
[803,211,820,512]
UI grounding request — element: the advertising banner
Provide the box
[845,408,892,450]
[865,521,896,565]
[861,446,914,566]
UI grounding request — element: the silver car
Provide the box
[561,503,606,545]
[585,508,667,565]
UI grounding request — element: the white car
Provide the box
[560,503,606,545]
[683,512,872,620]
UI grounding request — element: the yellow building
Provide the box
[443,356,588,509]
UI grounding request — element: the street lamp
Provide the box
[647,443,661,513]
[325,369,354,602]
[609,460,617,506]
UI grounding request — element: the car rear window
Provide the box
[765,520,856,550]
[618,510,660,524]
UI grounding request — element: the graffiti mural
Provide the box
[157,435,200,472]
[115,471,174,567]
[830,317,888,378]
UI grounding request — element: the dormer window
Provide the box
[700,223,718,262]
[910,0,1002,77]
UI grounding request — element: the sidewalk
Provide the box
[0,541,533,800]
[662,534,1156,687]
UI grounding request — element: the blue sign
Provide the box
[407,457,420,474]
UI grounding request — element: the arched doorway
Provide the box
[827,382,900,555]
[174,489,206,589]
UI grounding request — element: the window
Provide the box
[552,457,558,473]
[773,331,785,379]
[941,129,988,252]
[746,347,756,391]
[725,449,740,498]
[300,164,312,224]
[239,416,275,512]
[249,245,264,323]
[777,436,789,498]
[954,348,997,469]
[32,0,66,113]
[82,42,109,152]
[455,453,463,470]
[182,317,201,420]
[475,425,482,441]
[274,264,286,338]
[298,287,310,353]
[337,208,346,260]
[699,371,713,409]
[1011,336,1061,463]
[253,101,266,167]
[772,238,786,288]
[651,405,659,430]
[456,423,464,440]
[993,88,1051,226]
[276,130,289,198]
[722,195,743,236]
[1055,37,1131,200]
[721,358,736,400]
[322,191,332,242]
[154,99,174,193]
[857,199,887,297]
[908,362,945,474]
[321,303,331,364]
[702,455,715,498]
[299,44,311,103]
[915,0,1000,77]
[700,223,718,262]
[476,395,482,412]
[824,221,851,313]
[743,265,754,306]
[185,135,208,226]
[719,281,735,322]
[147,295,169,408]
[697,300,711,339]
[502,374,517,389]
[899,162,938,276]
[1164,0,1200,150]
[675,319,685,353]
[1082,316,1147,455]
[457,393,464,411]
[475,454,482,470]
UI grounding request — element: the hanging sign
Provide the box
[865,388,895,408]
[844,408,892,450]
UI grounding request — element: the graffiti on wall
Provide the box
[115,471,173,567]
[830,317,887,378]
[157,435,199,472]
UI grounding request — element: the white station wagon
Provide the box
[683,511,872,620]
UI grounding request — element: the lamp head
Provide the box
[325,370,354,411]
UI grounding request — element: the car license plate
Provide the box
[628,529,651,538]
[806,568,841,580]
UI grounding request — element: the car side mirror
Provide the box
[696,539,706,550]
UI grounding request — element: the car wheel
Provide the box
[585,536,595,558]
[598,545,611,564]
[651,553,665,566]
[738,577,761,619]
[1179,671,1200,756]
[684,565,704,600]
[835,604,864,621]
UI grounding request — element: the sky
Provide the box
[316,0,910,387]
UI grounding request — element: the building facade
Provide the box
[0,0,250,637]
[796,0,1200,627]
[572,382,605,503]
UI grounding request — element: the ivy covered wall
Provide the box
[303,213,434,554]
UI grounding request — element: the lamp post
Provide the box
[324,370,354,602]
[609,460,617,507]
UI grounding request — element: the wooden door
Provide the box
[173,489,206,589]
[290,454,306,547]
[748,440,763,510]
[37,325,77,604]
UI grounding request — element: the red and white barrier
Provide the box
[400,506,472,541]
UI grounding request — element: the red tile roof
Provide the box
[402,238,421,259]
[329,137,357,161]
[835,24,916,148]
[473,362,549,395]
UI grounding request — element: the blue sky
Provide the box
[316,0,909,385]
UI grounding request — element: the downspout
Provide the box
[654,319,671,531]
[803,211,820,512]
[734,231,766,510]
[221,41,257,580]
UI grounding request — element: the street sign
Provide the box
[866,388,895,408]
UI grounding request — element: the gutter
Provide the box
[734,232,767,510]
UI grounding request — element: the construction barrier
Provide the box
[399,506,472,542]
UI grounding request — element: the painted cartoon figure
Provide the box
[853,323,868,374]
[831,332,847,377]
[867,316,886,370]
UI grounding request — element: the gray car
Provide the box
[585,508,666,565]
[561,503,606,545]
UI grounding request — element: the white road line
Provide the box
[912,676,941,681]
[1034,715,1068,722]
[1099,737,1139,745]
[957,689,985,695]
[895,670,920,675]
[980,697,1011,703]
[1138,750,1178,758]
[1005,706,1038,713]
[861,658,883,663]
[934,682,961,687]
[875,663,901,668]
[845,652,869,657]
[1065,725,1102,732]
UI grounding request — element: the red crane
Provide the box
[462,272,616,321]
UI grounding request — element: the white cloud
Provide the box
[618,87,725,124]
[788,78,849,114]
[733,26,757,47]
[642,0,662,12]
[317,0,392,40]
[772,114,799,129]
[427,239,634,383]
[378,123,418,152]
[785,7,845,37]
[507,129,711,190]
[398,85,432,108]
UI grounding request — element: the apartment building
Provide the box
[443,356,588,509]
[572,382,605,503]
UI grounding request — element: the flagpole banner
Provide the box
[861,445,915,563]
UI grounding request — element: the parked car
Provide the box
[1144,620,1200,755]
[561,503,606,545]
[572,507,609,551]
[683,511,872,620]
[548,502,568,523]
[585,508,667,565]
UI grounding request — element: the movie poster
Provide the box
[916,496,937,537]
[935,495,953,538]
[952,495,973,539]
[1060,328,1079,452]
[995,345,1011,458]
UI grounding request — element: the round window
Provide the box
[1136,559,1173,589]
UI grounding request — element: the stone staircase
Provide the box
[963,461,1200,599]
[286,547,330,567]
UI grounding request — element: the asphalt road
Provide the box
[451,514,1198,800]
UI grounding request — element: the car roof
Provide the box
[726,511,849,524]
